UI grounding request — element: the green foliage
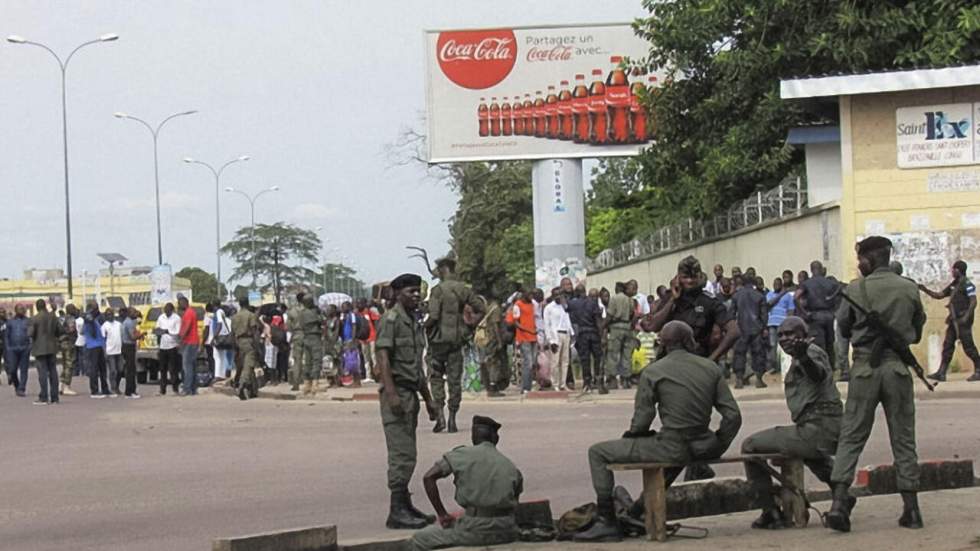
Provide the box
[220,222,321,303]
[174,266,226,304]
[313,262,366,299]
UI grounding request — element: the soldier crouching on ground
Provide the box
[574,321,742,542]
[741,316,845,529]
[407,415,524,551]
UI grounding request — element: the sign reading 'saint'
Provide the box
[896,103,980,168]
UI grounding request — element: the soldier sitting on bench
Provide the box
[575,321,742,542]
[741,316,847,529]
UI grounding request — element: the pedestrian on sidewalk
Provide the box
[29,299,63,405]
[505,288,537,395]
[286,292,307,391]
[733,271,769,388]
[121,308,142,398]
[567,283,602,392]
[154,302,181,395]
[101,308,123,397]
[0,307,6,387]
[919,260,980,382]
[544,291,573,390]
[4,304,31,397]
[178,296,200,396]
[765,277,795,374]
[357,297,380,382]
[83,303,109,398]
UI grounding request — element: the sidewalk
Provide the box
[211,370,980,403]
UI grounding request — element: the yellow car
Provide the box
[134,303,209,383]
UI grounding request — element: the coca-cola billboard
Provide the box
[425,23,659,163]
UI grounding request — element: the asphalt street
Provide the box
[2,383,978,551]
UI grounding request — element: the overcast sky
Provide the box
[1,0,644,286]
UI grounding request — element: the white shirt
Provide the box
[74,317,86,347]
[156,312,181,350]
[634,294,651,315]
[705,279,722,298]
[101,320,123,355]
[544,300,574,345]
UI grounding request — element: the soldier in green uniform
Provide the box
[475,296,508,397]
[424,257,484,433]
[576,321,742,542]
[826,236,926,533]
[408,414,523,551]
[919,259,980,382]
[600,280,637,394]
[322,304,341,387]
[742,316,845,529]
[377,273,439,530]
[58,304,80,396]
[299,294,324,395]
[286,292,307,391]
[231,297,261,401]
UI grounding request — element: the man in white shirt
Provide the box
[154,302,182,395]
[705,264,725,298]
[544,294,574,391]
[101,309,124,396]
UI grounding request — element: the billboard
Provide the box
[424,23,658,163]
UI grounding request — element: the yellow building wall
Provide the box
[840,85,980,372]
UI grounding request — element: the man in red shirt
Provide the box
[357,298,381,381]
[177,295,200,396]
[505,288,537,394]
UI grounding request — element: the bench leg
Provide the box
[780,459,807,528]
[642,468,667,542]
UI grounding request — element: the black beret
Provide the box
[472,415,501,431]
[856,236,892,255]
[390,273,422,291]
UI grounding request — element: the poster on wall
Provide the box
[896,103,978,168]
[424,23,660,163]
[150,264,173,304]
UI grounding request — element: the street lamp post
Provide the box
[114,110,197,265]
[225,186,279,290]
[7,33,119,300]
[184,155,250,291]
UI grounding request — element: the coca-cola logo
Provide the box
[437,29,517,90]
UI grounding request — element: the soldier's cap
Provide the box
[677,255,702,277]
[472,415,502,431]
[435,256,457,270]
[390,273,423,291]
[856,235,892,255]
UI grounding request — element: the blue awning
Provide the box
[787,126,840,145]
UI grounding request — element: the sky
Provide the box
[1,0,645,286]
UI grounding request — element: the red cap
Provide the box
[525,93,530,97]
[591,69,602,76]
[560,80,569,85]
[480,97,485,101]
[502,96,508,100]
[610,55,623,63]
[536,90,542,94]
[575,74,585,80]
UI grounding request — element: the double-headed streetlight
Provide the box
[7,33,119,299]
[114,110,197,265]
[184,155,250,289]
[225,186,279,290]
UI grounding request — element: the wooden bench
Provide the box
[608,454,806,542]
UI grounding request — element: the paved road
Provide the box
[2,384,978,551]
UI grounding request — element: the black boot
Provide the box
[898,491,923,529]
[927,364,948,382]
[405,491,436,525]
[573,497,623,542]
[237,386,248,401]
[447,409,458,433]
[597,376,609,395]
[432,409,446,433]
[751,507,786,529]
[385,489,428,529]
[825,484,852,533]
[486,385,504,398]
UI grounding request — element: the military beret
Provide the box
[677,255,702,277]
[435,256,457,270]
[856,236,892,255]
[390,273,422,291]
[472,415,501,431]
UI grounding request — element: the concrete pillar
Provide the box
[532,159,586,290]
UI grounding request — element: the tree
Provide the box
[312,262,367,299]
[175,266,227,304]
[220,222,321,304]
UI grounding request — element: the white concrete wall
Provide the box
[805,142,843,206]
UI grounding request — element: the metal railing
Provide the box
[590,176,807,271]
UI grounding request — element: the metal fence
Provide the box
[590,176,807,271]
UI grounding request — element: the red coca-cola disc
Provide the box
[436,29,517,90]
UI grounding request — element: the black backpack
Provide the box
[354,314,371,341]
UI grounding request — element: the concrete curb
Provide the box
[212,525,336,551]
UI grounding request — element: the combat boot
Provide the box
[405,491,436,525]
[898,491,924,529]
[754,375,767,389]
[385,490,428,530]
[734,375,744,389]
[825,483,852,532]
[597,377,609,395]
[927,364,948,382]
[751,507,786,529]
[432,409,446,433]
[967,370,980,382]
[447,409,458,433]
[573,498,623,542]
[486,384,504,398]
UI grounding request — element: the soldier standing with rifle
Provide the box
[826,236,928,533]
[919,260,980,382]
[286,292,307,391]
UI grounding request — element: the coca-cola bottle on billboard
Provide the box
[588,69,608,144]
[606,56,630,144]
[646,75,659,140]
[522,94,534,136]
[558,80,573,140]
[533,91,546,138]
[571,74,590,143]
[629,71,648,143]
[501,96,513,136]
[545,85,559,139]
[512,96,525,135]
[478,97,489,138]
[489,97,501,137]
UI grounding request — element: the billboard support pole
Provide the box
[532,158,587,290]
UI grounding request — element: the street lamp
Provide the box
[7,33,119,299]
[114,109,197,265]
[183,155,249,290]
[225,185,279,290]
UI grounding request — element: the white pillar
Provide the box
[532,159,587,290]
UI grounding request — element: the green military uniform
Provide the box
[232,307,260,393]
[831,267,926,492]
[286,302,306,387]
[426,276,482,412]
[300,307,323,382]
[376,302,426,491]
[59,314,77,387]
[476,303,509,392]
[409,441,523,551]
[743,344,842,506]
[588,349,742,498]
[602,292,635,381]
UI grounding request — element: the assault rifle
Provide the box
[837,291,934,391]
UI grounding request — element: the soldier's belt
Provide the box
[659,427,712,439]
[465,506,514,518]
[797,402,843,424]
[608,322,631,329]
